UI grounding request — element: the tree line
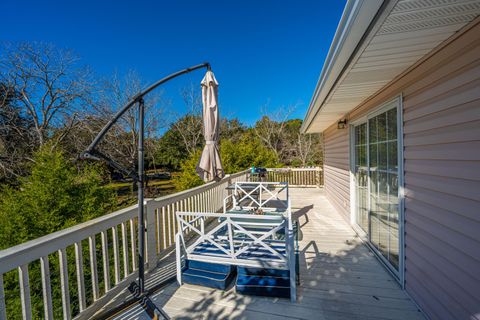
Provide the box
[1,42,322,188]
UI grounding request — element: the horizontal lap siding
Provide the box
[323,125,350,221]
[403,25,480,320]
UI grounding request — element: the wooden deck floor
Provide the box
[111,188,424,320]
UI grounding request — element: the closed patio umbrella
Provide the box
[196,70,224,182]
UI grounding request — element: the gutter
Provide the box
[301,0,386,133]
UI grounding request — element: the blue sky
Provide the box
[1,0,345,126]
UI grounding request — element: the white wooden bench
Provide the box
[175,211,297,302]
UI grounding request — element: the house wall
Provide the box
[322,20,480,320]
[323,124,350,221]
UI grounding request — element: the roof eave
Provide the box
[301,0,386,133]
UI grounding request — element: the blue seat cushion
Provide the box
[191,242,287,262]
[236,272,291,298]
[187,260,233,274]
[182,267,235,290]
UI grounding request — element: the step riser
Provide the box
[183,271,235,290]
[187,260,233,274]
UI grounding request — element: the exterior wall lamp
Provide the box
[337,119,348,129]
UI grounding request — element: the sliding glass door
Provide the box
[352,99,401,273]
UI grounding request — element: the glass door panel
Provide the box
[354,123,368,233]
[353,103,400,272]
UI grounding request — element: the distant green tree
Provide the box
[220,132,279,173]
[173,149,204,191]
[0,145,116,318]
[154,125,189,171]
[174,132,279,191]
[219,118,246,143]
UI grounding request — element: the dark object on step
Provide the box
[182,260,236,290]
[235,266,291,298]
[128,282,170,320]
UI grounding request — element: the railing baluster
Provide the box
[166,205,171,247]
[0,274,6,320]
[112,226,121,285]
[167,205,172,247]
[155,209,161,255]
[89,236,100,301]
[206,189,210,212]
[171,203,177,243]
[18,264,32,320]
[174,202,179,237]
[197,193,201,212]
[121,223,130,277]
[161,207,167,250]
[58,248,71,320]
[130,219,137,270]
[40,256,54,320]
[101,230,110,292]
[74,242,86,311]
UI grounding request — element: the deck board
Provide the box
[110,188,424,320]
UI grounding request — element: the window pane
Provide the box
[387,108,397,141]
[360,123,366,145]
[369,143,378,168]
[388,173,398,198]
[362,145,368,167]
[378,113,387,142]
[388,141,397,170]
[369,117,377,143]
[370,170,377,195]
[379,142,387,170]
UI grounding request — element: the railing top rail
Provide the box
[0,204,138,273]
[234,181,288,185]
[151,170,248,206]
[266,167,322,172]
[176,211,287,220]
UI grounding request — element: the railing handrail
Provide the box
[0,204,138,274]
[266,167,322,172]
[151,170,248,206]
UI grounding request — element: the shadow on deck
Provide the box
[108,188,424,320]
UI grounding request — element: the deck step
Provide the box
[182,260,235,290]
[235,266,291,298]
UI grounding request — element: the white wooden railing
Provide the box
[255,167,323,187]
[0,170,248,320]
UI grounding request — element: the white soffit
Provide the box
[304,0,480,133]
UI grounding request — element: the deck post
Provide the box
[176,233,182,285]
[288,227,296,303]
[146,200,158,272]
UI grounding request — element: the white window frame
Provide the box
[348,95,405,287]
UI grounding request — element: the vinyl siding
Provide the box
[402,28,480,320]
[320,19,480,320]
[323,124,350,221]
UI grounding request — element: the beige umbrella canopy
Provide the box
[196,70,225,182]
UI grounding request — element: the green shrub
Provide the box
[0,145,116,318]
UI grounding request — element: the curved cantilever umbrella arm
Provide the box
[78,61,211,297]
[83,149,137,180]
[79,62,211,164]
